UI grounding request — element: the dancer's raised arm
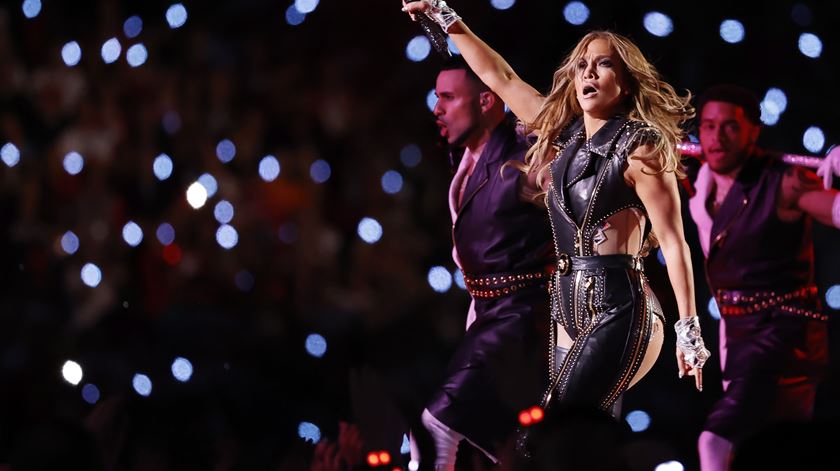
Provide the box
[402,1,545,124]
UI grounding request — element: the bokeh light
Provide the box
[381,170,404,194]
[708,297,721,320]
[124,15,143,38]
[101,37,122,64]
[719,19,744,43]
[153,153,173,180]
[310,160,331,183]
[490,0,516,11]
[132,373,152,396]
[63,151,84,175]
[563,1,589,25]
[803,126,825,153]
[81,263,102,288]
[286,5,306,26]
[156,223,175,245]
[400,144,422,167]
[166,3,188,29]
[428,266,453,293]
[305,333,327,358]
[426,89,438,112]
[186,182,208,209]
[216,139,236,163]
[122,221,144,247]
[798,33,822,58]
[61,360,83,386]
[453,269,466,290]
[295,0,320,14]
[825,285,840,309]
[61,231,80,255]
[643,12,673,37]
[764,88,788,113]
[447,37,460,55]
[259,155,281,181]
[62,41,82,66]
[1,143,20,167]
[126,43,148,67]
[625,410,651,432]
[357,217,383,244]
[401,434,410,454]
[81,383,100,404]
[22,0,42,19]
[406,35,431,62]
[760,102,781,126]
[298,422,321,444]
[198,173,218,198]
[216,224,239,250]
[214,200,234,224]
[171,357,193,382]
[655,461,685,471]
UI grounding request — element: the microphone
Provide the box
[406,0,452,58]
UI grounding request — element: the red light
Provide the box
[518,410,533,426]
[378,451,391,464]
[529,406,544,422]
[367,453,380,466]
[163,244,181,265]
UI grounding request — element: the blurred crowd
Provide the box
[0,1,473,468]
[1,1,838,470]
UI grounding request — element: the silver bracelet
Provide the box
[674,316,711,370]
[423,0,461,33]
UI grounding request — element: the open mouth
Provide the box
[582,85,598,97]
[436,121,448,137]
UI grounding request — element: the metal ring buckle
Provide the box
[557,253,571,276]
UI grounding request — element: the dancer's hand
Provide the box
[816,145,840,189]
[401,0,432,21]
[402,0,461,32]
[676,348,704,391]
[674,316,709,392]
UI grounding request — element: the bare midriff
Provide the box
[591,207,646,256]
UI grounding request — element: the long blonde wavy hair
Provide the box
[518,31,694,196]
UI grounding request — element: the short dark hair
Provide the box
[696,84,761,125]
[440,56,490,93]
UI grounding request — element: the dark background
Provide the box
[0,0,838,469]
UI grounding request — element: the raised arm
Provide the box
[626,144,704,391]
[780,166,840,228]
[402,1,545,124]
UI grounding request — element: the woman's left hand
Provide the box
[676,347,704,391]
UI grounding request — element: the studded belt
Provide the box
[463,269,550,299]
[555,253,643,277]
[715,285,828,321]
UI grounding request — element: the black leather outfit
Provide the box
[543,116,665,413]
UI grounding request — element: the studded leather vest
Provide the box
[546,116,657,257]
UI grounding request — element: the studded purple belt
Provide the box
[463,269,550,299]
